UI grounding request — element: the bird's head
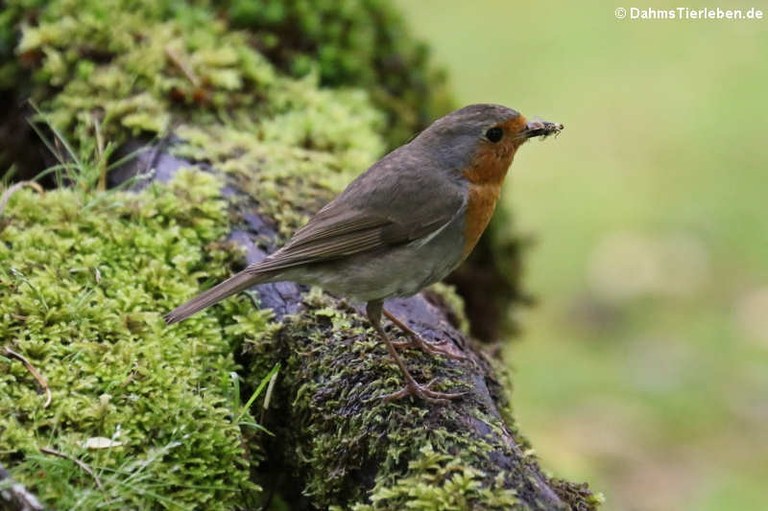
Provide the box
[414,104,563,184]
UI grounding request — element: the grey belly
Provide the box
[277,221,466,302]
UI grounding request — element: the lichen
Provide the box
[0,170,270,509]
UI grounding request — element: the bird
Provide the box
[165,103,563,403]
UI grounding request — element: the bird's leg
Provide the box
[383,309,424,349]
[383,308,466,361]
[367,301,465,404]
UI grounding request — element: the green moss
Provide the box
[344,444,518,511]
[10,0,278,157]
[0,170,268,509]
[261,290,556,509]
[224,0,453,145]
[2,0,447,168]
[0,2,392,506]
[549,479,605,511]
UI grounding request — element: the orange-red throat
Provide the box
[461,114,528,258]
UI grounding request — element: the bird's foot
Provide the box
[390,338,413,349]
[381,378,466,404]
[383,309,467,360]
[391,332,466,360]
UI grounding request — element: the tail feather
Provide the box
[164,270,268,325]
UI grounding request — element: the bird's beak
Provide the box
[524,119,564,139]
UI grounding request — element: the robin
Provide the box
[165,104,563,403]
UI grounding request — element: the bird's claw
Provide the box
[383,309,467,360]
[404,334,467,360]
[382,378,466,404]
[391,339,413,349]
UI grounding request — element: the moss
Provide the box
[1,0,387,223]
[259,290,559,509]
[0,2,390,506]
[549,479,605,511]
[343,444,519,511]
[1,0,447,171]
[223,0,453,146]
[0,170,268,509]
[10,0,278,158]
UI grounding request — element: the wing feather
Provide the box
[249,154,466,274]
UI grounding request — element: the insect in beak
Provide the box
[524,118,564,139]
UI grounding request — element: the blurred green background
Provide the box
[396,1,768,510]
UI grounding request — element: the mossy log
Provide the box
[0,0,599,508]
[107,143,599,510]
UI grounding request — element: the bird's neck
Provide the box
[462,148,515,186]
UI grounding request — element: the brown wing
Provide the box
[250,154,466,274]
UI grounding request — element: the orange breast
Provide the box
[462,144,508,257]
[462,181,502,258]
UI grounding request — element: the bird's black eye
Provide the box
[485,127,503,143]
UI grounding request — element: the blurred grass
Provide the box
[396,1,768,510]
